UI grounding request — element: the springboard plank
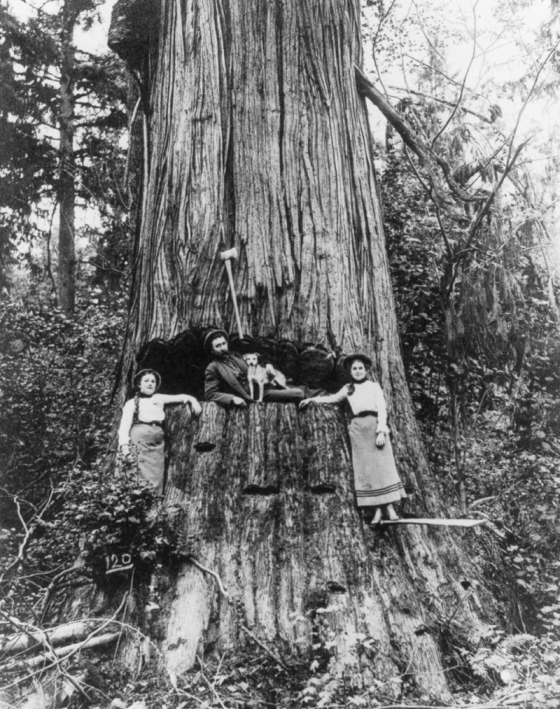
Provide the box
[377,518,486,528]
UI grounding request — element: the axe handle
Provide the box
[224,259,244,339]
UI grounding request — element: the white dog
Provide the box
[243,353,270,402]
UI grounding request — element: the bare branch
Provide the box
[388,87,495,125]
[196,655,228,709]
[0,593,129,690]
[355,66,472,203]
[79,259,127,277]
[189,556,288,670]
[40,567,91,622]
[402,53,486,103]
[431,0,479,148]
[465,142,527,250]
[369,0,399,98]
[504,38,560,166]
[401,145,455,262]
[0,496,34,587]
[189,558,231,601]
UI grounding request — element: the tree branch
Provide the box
[79,259,127,276]
[465,142,527,250]
[355,66,473,203]
[431,0,479,148]
[369,0,399,98]
[388,87,496,125]
[189,557,288,670]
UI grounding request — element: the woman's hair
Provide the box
[133,368,161,392]
[344,355,371,370]
[346,357,376,395]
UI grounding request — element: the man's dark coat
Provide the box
[204,353,253,408]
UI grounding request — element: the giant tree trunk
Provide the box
[106,0,507,700]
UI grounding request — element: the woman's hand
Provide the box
[231,396,247,408]
[186,396,202,416]
[299,398,313,409]
[375,432,386,448]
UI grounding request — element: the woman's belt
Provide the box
[133,420,164,428]
[352,410,378,419]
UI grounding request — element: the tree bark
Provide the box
[119,0,396,356]
[57,0,77,314]
[151,403,501,701]
[104,0,512,700]
[112,0,433,507]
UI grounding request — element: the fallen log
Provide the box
[0,632,120,673]
[0,621,105,656]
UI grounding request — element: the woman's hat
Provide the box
[203,329,229,353]
[342,353,372,370]
[133,368,162,391]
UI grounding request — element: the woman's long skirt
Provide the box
[349,415,406,507]
[130,423,166,495]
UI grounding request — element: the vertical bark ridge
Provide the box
[128,0,401,357]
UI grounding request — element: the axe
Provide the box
[220,247,244,339]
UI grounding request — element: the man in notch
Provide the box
[203,329,310,408]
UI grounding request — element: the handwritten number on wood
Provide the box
[105,552,133,572]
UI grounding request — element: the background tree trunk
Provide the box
[105,0,511,699]
[57,0,76,314]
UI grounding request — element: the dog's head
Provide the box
[243,353,260,367]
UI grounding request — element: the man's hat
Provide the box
[203,329,229,353]
[133,368,162,391]
[342,353,373,370]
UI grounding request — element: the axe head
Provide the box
[220,247,238,262]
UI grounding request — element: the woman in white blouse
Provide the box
[118,369,201,495]
[300,354,406,524]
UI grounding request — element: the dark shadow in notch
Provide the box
[326,581,347,594]
[194,442,216,452]
[243,485,280,496]
[309,484,336,494]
